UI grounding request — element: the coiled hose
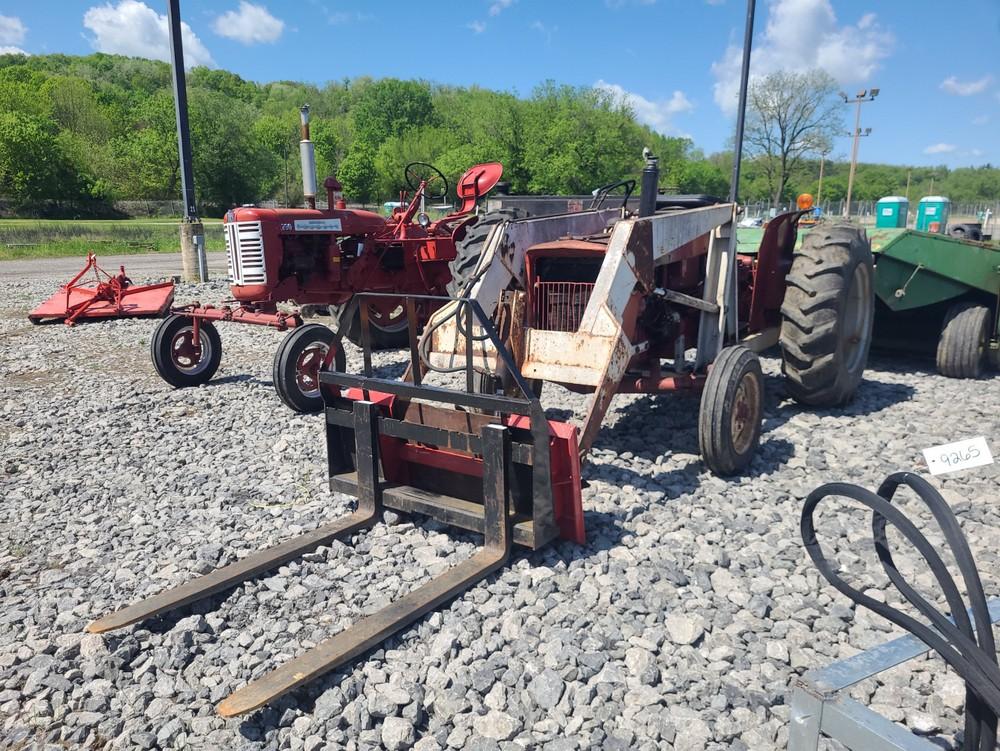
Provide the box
[801,472,1000,750]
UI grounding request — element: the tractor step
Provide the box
[330,471,540,547]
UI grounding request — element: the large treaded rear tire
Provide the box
[936,302,991,378]
[337,306,409,350]
[779,223,874,407]
[447,209,523,297]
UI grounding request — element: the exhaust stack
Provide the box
[299,104,317,209]
[639,148,659,217]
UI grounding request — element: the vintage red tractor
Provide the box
[151,156,506,412]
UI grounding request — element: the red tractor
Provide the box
[151,156,505,413]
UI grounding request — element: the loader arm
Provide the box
[523,203,736,453]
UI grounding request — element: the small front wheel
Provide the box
[698,345,764,476]
[272,324,346,413]
[151,314,222,388]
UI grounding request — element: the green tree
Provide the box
[0,113,83,203]
[520,83,649,194]
[351,78,434,148]
[338,146,379,204]
[745,70,843,205]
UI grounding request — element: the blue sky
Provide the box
[2,0,998,167]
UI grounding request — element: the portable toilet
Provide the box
[875,196,909,228]
[916,196,951,233]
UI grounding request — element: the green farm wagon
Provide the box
[869,228,999,377]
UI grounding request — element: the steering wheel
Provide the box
[404,162,449,200]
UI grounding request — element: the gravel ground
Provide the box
[1,267,999,751]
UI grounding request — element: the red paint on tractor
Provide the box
[28,253,175,326]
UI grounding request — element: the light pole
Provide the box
[817,148,830,205]
[841,88,878,219]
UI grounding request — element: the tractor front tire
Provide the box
[936,303,991,378]
[273,324,346,413]
[447,209,523,298]
[779,223,874,407]
[699,345,764,476]
[151,314,222,388]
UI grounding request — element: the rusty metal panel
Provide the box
[521,330,616,386]
[649,204,735,266]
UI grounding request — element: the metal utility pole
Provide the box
[817,150,829,204]
[905,169,912,202]
[167,0,207,282]
[841,88,879,219]
[728,0,756,206]
[723,0,756,341]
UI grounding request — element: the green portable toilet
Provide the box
[916,196,951,233]
[876,196,909,228]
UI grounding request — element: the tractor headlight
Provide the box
[417,212,431,229]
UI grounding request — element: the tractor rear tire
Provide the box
[151,314,222,388]
[447,209,524,298]
[699,345,764,476]
[779,223,874,407]
[273,324,346,413]
[936,303,991,378]
[337,305,410,350]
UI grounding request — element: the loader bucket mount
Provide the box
[86,292,584,718]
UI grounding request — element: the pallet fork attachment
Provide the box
[86,293,583,717]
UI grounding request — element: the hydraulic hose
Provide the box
[801,472,999,750]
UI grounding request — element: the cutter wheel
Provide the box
[86,293,585,717]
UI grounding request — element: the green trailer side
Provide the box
[869,228,1000,370]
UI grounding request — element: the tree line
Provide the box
[0,52,997,217]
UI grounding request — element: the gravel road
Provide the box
[1,263,998,750]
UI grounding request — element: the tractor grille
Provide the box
[532,281,594,332]
[225,221,266,286]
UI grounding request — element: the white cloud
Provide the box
[972,114,990,126]
[0,46,30,56]
[940,75,993,96]
[83,0,215,67]
[489,0,514,16]
[711,0,893,115]
[595,80,694,135]
[212,2,283,44]
[924,143,956,155]
[0,14,27,45]
[468,20,486,33]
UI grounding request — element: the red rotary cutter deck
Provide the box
[28,253,175,326]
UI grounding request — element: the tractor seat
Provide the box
[655,194,721,210]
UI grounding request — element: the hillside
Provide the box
[0,52,997,215]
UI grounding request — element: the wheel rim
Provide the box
[170,326,213,374]
[842,264,873,373]
[295,341,330,398]
[368,303,408,333]
[730,372,761,456]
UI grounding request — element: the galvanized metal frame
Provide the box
[788,598,1000,750]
